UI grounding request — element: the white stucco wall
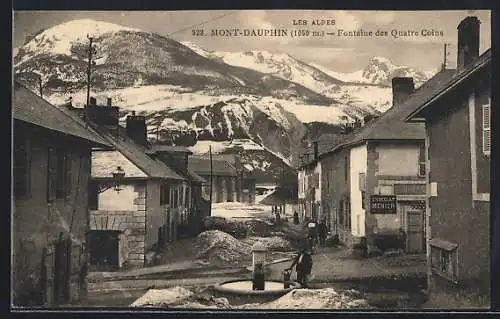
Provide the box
[376,144,421,176]
[92,150,148,178]
[98,184,144,211]
[350,144,367,236]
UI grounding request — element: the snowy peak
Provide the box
[182,46,344,94]
[15,19,143,66]
[361,56,430,87]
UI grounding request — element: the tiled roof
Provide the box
[90,125,185,181]
[13,81,110,147]
[343,69,456,147]
[406,49,491,121]
[188,156,238,177]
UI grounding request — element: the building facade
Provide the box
[297,143,322,223]
[188,156,256,204]
[12,82,110,306]
[80,100,204,270]
[406,16,491,306]
[319,146,351,245]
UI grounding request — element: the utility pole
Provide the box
[38,75,43,98]
[442,43,450,71]
[86,35,94,107]
[209,145,213,217]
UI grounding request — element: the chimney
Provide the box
[457,16,480,71]
[126,111,149,147]
[313,141,319,160]
[107,97,112,106]
[392,77,415,108]
[85,97,119,129]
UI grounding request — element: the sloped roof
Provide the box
[343,69,456,147]
[186,168,207,184]
[90,125,185,181]
[260,187,298,205]
[406,49,491,121]
[188,156,238,177]
[13,81,110,147]
[145,144,192,154]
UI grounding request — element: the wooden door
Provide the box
[88,230,120,271]
[406,210,424,253]
[53,236,71,305]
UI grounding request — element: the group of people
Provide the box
[306,218,329,249]
[285,216,330,288]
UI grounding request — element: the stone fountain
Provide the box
[212,242,301,305]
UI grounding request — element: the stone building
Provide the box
[12,82,110,306]
[406,16,491,307]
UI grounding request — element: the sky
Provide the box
[13,10,491,73]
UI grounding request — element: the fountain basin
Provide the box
[212,279,301,305]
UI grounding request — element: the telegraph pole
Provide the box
[86,35,94,107]
[209,145,213,217]
[38,76,43,98]
[442,43,450,71]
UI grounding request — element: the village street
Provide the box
[81,201,428,309]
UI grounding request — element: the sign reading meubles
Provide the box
[370,195,397,214]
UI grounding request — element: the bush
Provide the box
[202,217,248,239]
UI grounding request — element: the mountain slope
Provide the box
[13,19,433,174]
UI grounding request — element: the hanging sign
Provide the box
[370,195,397,214]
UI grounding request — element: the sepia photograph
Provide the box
[11,9,492,310]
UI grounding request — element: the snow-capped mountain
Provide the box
[13,19,433,174]
[311,57,434,88]
[181,44,344,94]
[180,42,432,113]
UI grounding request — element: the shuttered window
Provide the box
[88,180,99,210]
[47,147,72,201]
[160,183,170,206]
[482,100,491,156]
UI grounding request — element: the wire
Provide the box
[166,12,237,37]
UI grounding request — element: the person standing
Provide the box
[288,247,313,288]
[293,210,299,225]
[318,219,328,247]
[307,221,317,252]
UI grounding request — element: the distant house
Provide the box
[188,156,256,204]
[314,70,455,253]
[406,16,491,306]
[72,99,205,271]
[297,142,322,223]
[12,82,110,306]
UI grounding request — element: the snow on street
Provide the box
[210,201,272,220]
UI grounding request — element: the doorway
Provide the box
[406,210,425,254]
[88,230,120,271]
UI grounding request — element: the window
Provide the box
[338,200,344,226]
[47,147,72,201]
[14,132,31,197]
[418,144,426,177]
[172,188,179,208]
[160,183,170,206]
[482,100,491,156]
[361,191,366,209]
[430,238,458,282]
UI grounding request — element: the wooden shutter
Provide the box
[482,101,491,155]
[47,147,57,201]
